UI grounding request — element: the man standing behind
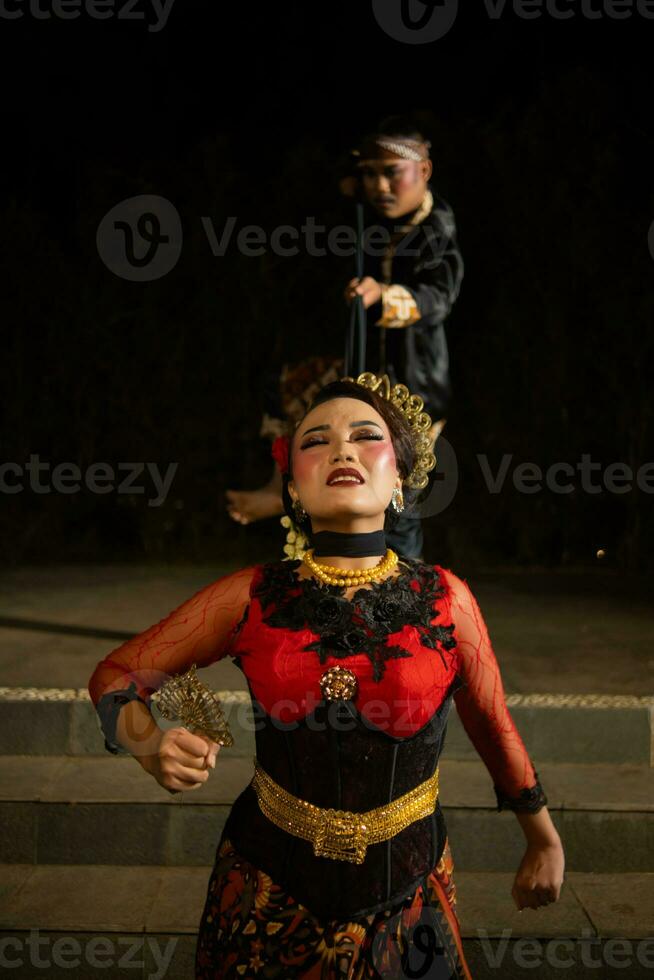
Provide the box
[227,115,463,562]
[340,115,464,559]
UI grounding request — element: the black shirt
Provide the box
[359,184,464,418]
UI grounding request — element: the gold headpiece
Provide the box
[341,372,436,490]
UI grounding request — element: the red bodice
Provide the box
[88,558,545,807]
[230,560,460,736]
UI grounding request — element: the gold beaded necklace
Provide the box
[303,548,398,587]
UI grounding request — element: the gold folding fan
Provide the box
[150,663,234,748]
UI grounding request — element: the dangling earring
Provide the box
[292,498,308,522]
[391,487,405,513]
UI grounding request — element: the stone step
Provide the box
[1,686,653,765]
[0,864,653,979]
[1,754,651,873]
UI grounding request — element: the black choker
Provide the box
[311,530,387,559]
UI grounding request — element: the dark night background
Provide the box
[1,2,652,573]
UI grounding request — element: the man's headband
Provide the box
[351,135,431,164]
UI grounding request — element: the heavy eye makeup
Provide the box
[300,431,384,450]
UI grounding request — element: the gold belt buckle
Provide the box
[313,808,368,864]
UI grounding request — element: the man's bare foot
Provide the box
[225,487,285,525]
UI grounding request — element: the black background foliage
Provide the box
[1,3,652,569]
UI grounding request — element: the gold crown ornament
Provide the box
[340,372,437,490]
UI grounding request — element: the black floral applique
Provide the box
[494,767,549,814]
[252,558,457,683]
[224,601,252,671]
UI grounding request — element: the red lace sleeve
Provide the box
[441,567,548,814]
[87,565,256,754]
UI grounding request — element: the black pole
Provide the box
[344,201,367,377]
[345,301,355,376]
[355,201,366,374]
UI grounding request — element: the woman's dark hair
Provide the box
[281,380,419,537]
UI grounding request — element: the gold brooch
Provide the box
[150,663,234,747]
[319,666,358,702]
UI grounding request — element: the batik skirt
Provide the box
[195,836,473,979]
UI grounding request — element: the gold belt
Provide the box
[250,759,439,864]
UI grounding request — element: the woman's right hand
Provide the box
[142,726,220,795]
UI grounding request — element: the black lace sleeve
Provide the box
[442,566,550,815]
[87,566,256,755]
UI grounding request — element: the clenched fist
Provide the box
[344,276,383,309]
[143,726,221,795]
[512,840,565,912]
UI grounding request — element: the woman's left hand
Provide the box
[512,839,565,911]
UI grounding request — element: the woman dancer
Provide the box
[88,372,564,979]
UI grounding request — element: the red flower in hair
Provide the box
[271,435,290,475]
